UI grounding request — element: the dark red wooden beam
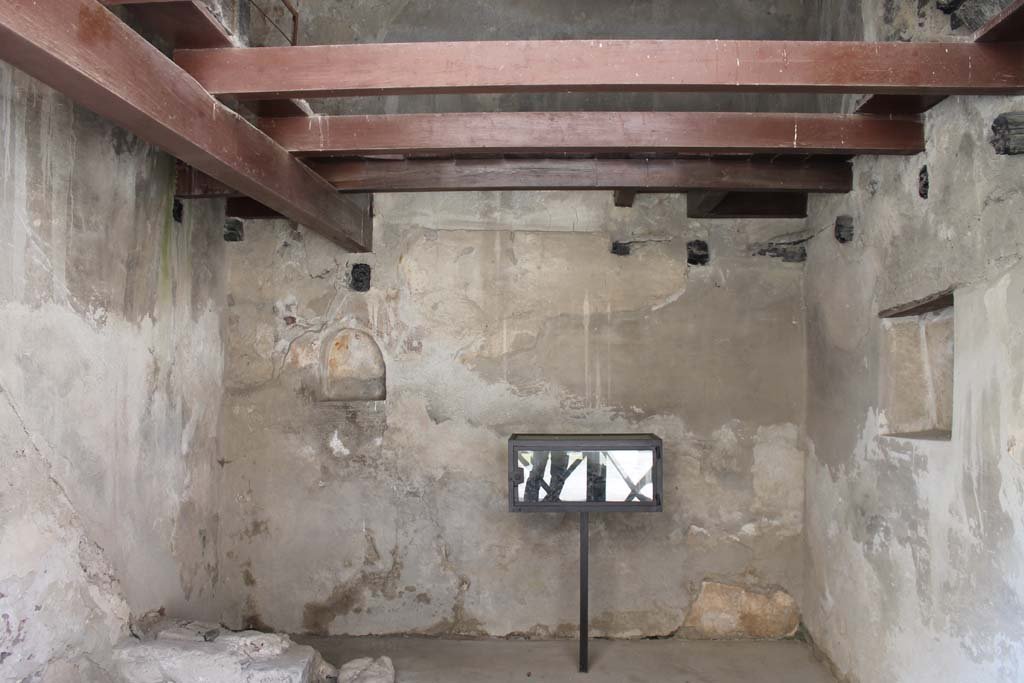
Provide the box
[174,39,1024,100]
[0,0,371,251]
[307,157,854,193]
[261,112,923,157]
[858,0,1024,114]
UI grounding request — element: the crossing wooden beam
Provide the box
[174,39,1024,101]
[260,112,924,157]
[857,0,1024,114]
[0,0,371,251]
[306,157,855,193]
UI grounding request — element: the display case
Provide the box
[508,434,662,513]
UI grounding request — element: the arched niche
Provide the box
[318,328,386,401]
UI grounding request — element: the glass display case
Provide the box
[508,434,662,512]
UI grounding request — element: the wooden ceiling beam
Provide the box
[857,0,1024,114]
[0,0,371,251]
[261,112,924,157]
[307,157,854,193]
[174,39,1024,100]
[100,0,311,117]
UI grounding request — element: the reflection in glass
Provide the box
[516,450,655,503]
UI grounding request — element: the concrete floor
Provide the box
[296,636,837,683]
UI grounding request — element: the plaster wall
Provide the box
[0,63,227,680]
[219,193,809,638]
[802,2,1024,681]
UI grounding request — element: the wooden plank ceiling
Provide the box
[0,0,1022,248]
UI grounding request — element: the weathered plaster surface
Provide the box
[0,63,226,678]
[220,192,809,638]
[803,3,1024,679]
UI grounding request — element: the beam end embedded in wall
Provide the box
[878,288,955,318]
[991,112,1024,155]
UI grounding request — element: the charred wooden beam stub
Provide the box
[611,241,632,256]
[351,264,372,292]
[223,218,244,242]
[752,237,810,263]
[687,240,710,266]
[835,215,855,244]
[991,112,1024,154]
[878,287,955,318]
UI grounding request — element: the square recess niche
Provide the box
[878,289,954,441]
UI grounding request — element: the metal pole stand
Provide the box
[579,511,589,673]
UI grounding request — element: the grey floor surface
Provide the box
[296,636,838,683]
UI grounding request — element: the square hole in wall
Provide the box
[878,290,954,441]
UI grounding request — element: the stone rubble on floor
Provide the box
[111,619,363,683]
[336,656,396,683]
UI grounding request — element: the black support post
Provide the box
[579,511,589,673]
